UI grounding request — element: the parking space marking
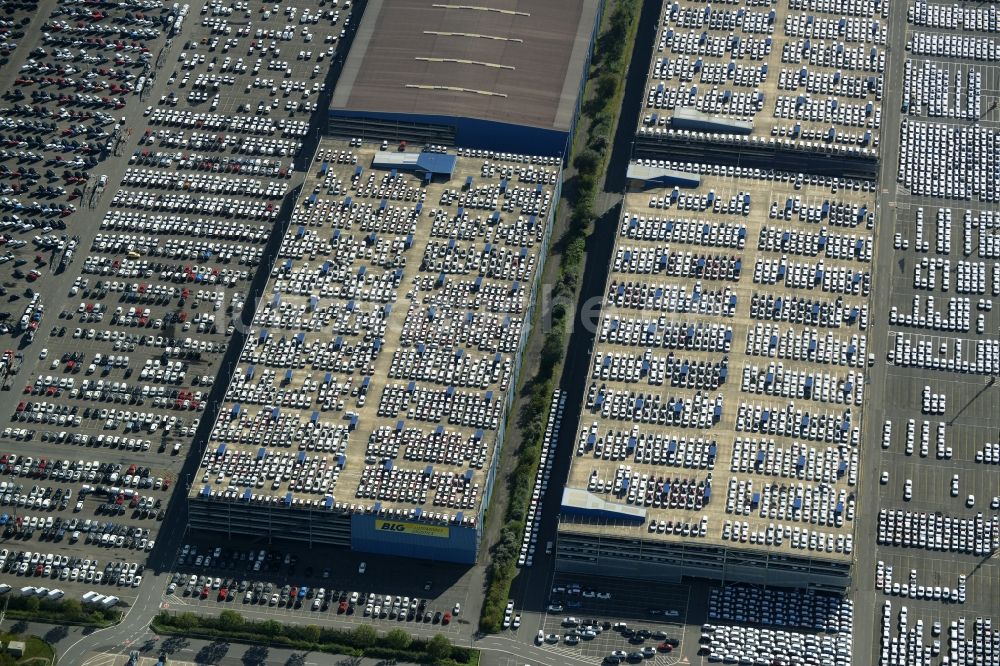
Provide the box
[531,571,692,663]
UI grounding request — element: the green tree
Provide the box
[350,624,377,648]
[572,149,601,175]
[587,133,610,154]
[259,619,283,637]
[426,634,451,661]
[595,73,618,102]
[540,332,564,372]
[24,597,40,612]
[575,174,597,202]
[384,628,411,650]
[301,624,321,643]
[174,612,199,630]
[591,108,614,132]
[218,610,244,630]
[564,237,586,267]
[493,524,520,563]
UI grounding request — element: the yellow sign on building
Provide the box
[375,519,450,539]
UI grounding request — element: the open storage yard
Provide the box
[0,0,358,610]
[860,0,1000,665]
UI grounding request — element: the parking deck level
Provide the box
[556,162,878,591]
[187,138,561,564]
[634,0,888,175]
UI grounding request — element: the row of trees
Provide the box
[157,611,464,664]
[3,595,119,627]
[478,0,641,633]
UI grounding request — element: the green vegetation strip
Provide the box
[153,611,477,666]
[0,633,57,666]
[1,596,120,628]
[478,0,642,634]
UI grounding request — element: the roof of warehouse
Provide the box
[330,0,601,131]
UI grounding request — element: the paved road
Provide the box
[506,0,657,620]
[2,616,605,666]
[850,1,909,662]
[1,620,416,666]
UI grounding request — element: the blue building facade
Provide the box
[328,110,572,159]
[351,513,479,564]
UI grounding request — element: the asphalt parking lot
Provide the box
[0,0,358,612]
[155,532,479,639]
[531,573,690,666]
[0,0,88,332]
[856,6,1000,665]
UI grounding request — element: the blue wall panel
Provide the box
[329,110,570,158]
[351,514,478,564]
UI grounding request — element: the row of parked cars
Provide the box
[0,546,144,588]
[168,571,456,623]
[518,390,563,567]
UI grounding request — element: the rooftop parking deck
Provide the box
[560,162,880,563]
[191,139,560,528]
[636,0,888,160]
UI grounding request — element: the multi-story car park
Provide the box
[529,2,998,665]
[555,162,876,592]
[186,139,560,565]
[182,0,603,566]
[633,0,888,177]
[0,0,360,608]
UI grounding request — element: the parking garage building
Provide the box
[554,165,878,591]
[187,138,561,564]
[634,0,887,178]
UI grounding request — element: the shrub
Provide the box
[350,624,377,648]
[426,634,452,661]
[260,619,283,637]
[384,628,411,650]
[594,73,618,102]
[572,148,601,175]
[174,612,200,630]
[153,612,477,664]
[218,610,244,630]
[301,625,321,643]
